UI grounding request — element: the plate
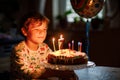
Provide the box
[40,61,95,70]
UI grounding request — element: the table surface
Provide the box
[1,57,120,80]
[74,66,120,80]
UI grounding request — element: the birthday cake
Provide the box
[47,49,88,65]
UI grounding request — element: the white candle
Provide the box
[78,42,82,52]
[72,40,74,50]
[58,34,64,50]
[52,37,56,51]
[68,43,71,49]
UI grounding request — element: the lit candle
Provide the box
[58,34,64,50]
[78,42,82,52]
[52,37,56,51]
[68,43,71,49]
[72,40,74,50]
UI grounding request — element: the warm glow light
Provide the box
[68,43,71,49]
[52,37,56,51]
[72,40,74,50]
[60,34,63,39]
[58,34,64,50]
[89,0,93,6]
[78,42,82,52]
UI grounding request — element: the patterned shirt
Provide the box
[10,41,52,79]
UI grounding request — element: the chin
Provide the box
[34,41,42,44]
[38,41,43,44]
[36,39,44,43]
[37,42,42,44]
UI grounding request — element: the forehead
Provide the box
[29,21,47,29]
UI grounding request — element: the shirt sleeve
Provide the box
[11,44,31,78]
[11,42,46,79]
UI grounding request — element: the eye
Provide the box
[32,28,37,31]
[33,29,40,32]
[35,29,39,30]
[44,29,47,31]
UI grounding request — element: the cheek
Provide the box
[27,31,35,38]
[27,32,32,36]
[44,32,47,35]
[40,31,47,36]
[44,32,47,37]
[42,32,47,39]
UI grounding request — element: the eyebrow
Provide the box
[31,27,47,30]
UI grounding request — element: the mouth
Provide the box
[38,36,44,38]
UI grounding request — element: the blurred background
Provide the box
[0,0,120,76]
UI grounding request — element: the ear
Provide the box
[21,27,27,36]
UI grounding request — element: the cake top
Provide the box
[50,49,87,57]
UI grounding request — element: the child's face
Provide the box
[24,21,48,44]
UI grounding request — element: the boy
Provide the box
[10,12,78,80]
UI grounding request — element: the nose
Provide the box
[39,30,46,35]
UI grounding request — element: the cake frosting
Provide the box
[47,49,88,65]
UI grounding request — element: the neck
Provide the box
[25,40,39,51]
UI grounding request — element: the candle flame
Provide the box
[60,34,63,39]
[58,34,64,50]
[78,42,82,52]
[68,43,71,49]
[88,0,93,6]
[72,40,74,50]
[72,40,74,43]
[78,42,80,45]
[52,37,55,42]
[52,37,56,51]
